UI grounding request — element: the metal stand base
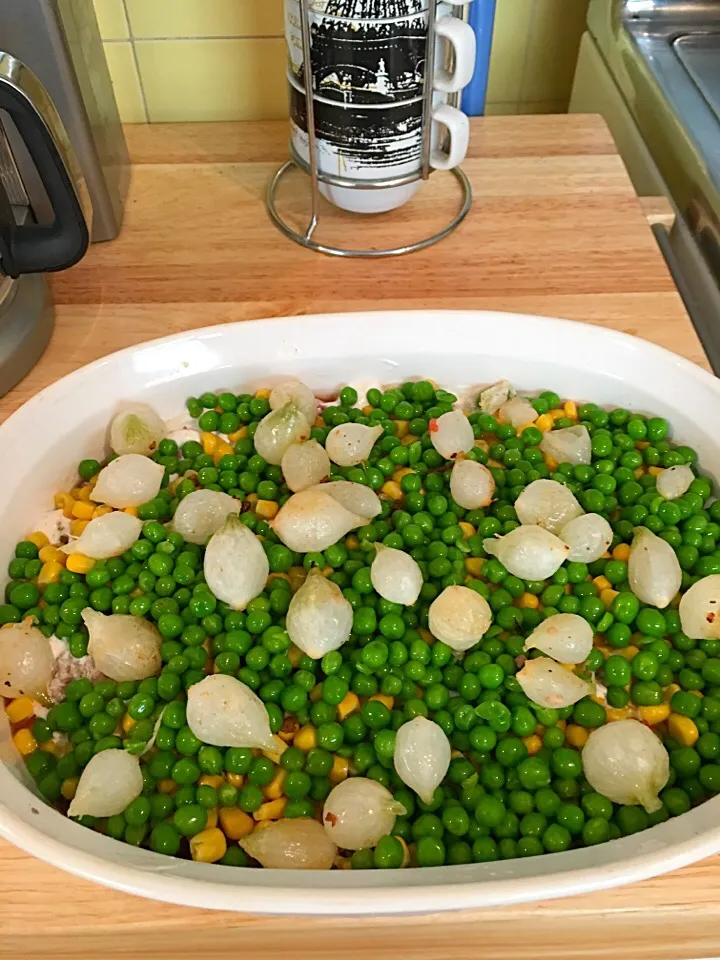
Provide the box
[267,161,472,258]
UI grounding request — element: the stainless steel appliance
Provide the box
[0,0,128,242]
[0,53,89,396]
[570,0,720,369]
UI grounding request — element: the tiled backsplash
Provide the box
[95,0,589,122]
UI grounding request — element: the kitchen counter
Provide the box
[0,117,714,960]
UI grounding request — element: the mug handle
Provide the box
[433,16,477,93]
[430,103,470,171]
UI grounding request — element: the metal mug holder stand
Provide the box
[266,0,473,258]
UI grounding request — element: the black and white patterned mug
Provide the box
[285,0,476,105]
[288,72,470,213]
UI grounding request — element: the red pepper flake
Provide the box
[325,812,338,826]
[429,418,439,433]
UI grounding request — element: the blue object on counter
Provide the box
[462,0,496,116]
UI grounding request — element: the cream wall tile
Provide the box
[485,102,519,115]
[126,0,284,39]
[103,41,147,122]
[519,101,567,114]
[486,0,534,104]
[93,0,128,40]
[522,0,589,105]
[135,39,288,122]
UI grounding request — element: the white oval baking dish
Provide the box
[1,310,719,915]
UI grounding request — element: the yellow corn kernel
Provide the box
[254,798,287,821]
[227,426,248,443]
[612,543,631,562]
[337,692,360,721]
[474,439,490,452]
[12,729,37,756]
[593,575,612,592]
[394,420,409,439]
[38,560,63,586]
[263,769,286,800]
[381,481,403,500]
[262,740,287,764]
[362,404,373,416]
[518,592,540,610]
[288,566,307,593]
[5,696,34,724]
[522,735,542,756]
[606,706,631,722]
[256,500,279,520]
[190,827,227,864]
[206,808,219,829]
[458,522,475,539]
[226,773,245,789]
[400,434,418,446]
[465,557,484,577]
[370,693,394,711]
[397,836,411,868]
[121,713,135,733]
[40,740,57,754]
[199,774,225,789]
[649,466,664,476]
[219,807,255,840]
[550,408,565,421]
[668,713,699,746]
[565,725,589,748]
[419,627,434,644]
[600,588,619,609]
[544,454,559,471]
[201,431,218,455]
[563,401,578,419]
[92,504,114,518]
[71,500,94,520]
[213,440,234,464]
[61,777,79,801]
[639,704,671,725]
[54,492,76,518]
[278,716,300,742]
[310,682,324,702]
[294,724,317,752]
[288,644,304,667]
[394,469,416,484]
[664,683,681,701]
[345,535,359,551]
[535,413,553,433]
[69,519,89,537]
[157,779,177,795]
[39,544,65,564]
[330,754,350,784]
[634,468,645,479]
[27,531,49,549]
[65,553,95,575]
[73,484,94,502]
[122,506,138,519]
[255,388,271,399]
[254,820,273,832]
[618,645,640,661]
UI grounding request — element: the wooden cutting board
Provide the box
[0,116,714,960]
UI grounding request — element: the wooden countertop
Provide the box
[0,117,713,960]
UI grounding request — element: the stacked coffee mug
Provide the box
[285,0,477,214]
